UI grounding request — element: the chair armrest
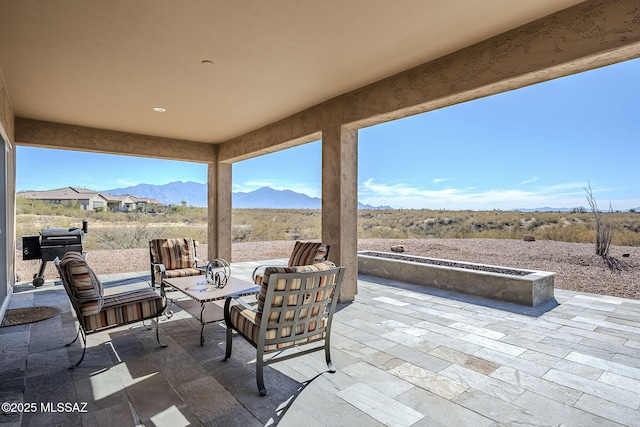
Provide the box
[150,262,166,288]
[251,263,287,282]
[151,262,166,275]
[223,294,260,329]
[224,294,260,314]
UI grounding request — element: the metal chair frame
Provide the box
[55,256,166,369]
[224,266,345,395]
[149,237,204,287]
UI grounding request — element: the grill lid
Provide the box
[41,227,83,246]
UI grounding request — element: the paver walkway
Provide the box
[1,260,639,426]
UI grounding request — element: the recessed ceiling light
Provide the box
[153,107,166,113]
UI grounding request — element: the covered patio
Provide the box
[2,2,640,426]
[2,260,640,426]
[3,1,640,309]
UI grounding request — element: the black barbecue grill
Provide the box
[22,220,88,287]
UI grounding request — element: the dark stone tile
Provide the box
[25,346,70,378]
[67,343,117,375]
[150,352,206,386]
[72,374,130,413]
[0,322,30,335]
[203,357,256,393]
[0,375,25,424]
[188,340,226,363]
[141,403,202,427]
[0,408,22,425]
[112,352,159,382]
[108,330,150,358]
[175,376,252,426]
[0,344,29,377]
[22,369,81,427]
[124,369,185,422]
[27,321,67,354]
[0,371,25,394]
[80,401,137,427]
[29,315,64,337]
[204,356,306,424]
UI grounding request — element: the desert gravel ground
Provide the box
[16,238,639,300]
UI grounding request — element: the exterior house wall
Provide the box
[72,198,89,210]
[114,196,137,212]
[89,194,108,210]
[0,67,15,319]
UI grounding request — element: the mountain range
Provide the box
[102,181,638,212]
[103,181,391,209]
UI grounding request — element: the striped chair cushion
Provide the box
[253,241,329,285]
[150,238,197,270]
[313,244,329,263]
[287,241,322,267]
[60,251,104,316]
[229,304,325,352]
[83,288,164,332]
[163,268,203,279]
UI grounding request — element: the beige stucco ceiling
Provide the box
[0,0,584,144]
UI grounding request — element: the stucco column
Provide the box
[322,125,358,301]
[208,159,232,261]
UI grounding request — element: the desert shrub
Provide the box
[540,223,594,243]
[231,209,321,241]
[163,206,208,223]
[367,226,406,239]
[614,229,640,246]
[585,184,614,256]
[621,221,640,233]
[17,197,86,217]
[15,205,640,250]
[232,224,252,242]
[522,217,542,230]
[84,224,207,250]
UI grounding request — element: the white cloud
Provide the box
[517,176,539,186]
[230,178,639,210]
[358,179,639,210]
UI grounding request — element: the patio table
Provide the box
[162,275,259,345]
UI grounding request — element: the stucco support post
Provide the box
[322,125,358,301]
[208,158,232,262]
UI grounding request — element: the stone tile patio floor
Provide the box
[2,259,640,426]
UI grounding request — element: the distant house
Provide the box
[104,194,160,212]
[18,187,161,212]
[18,187,109,211]
[103,194,137,212]
[130,196,161,211]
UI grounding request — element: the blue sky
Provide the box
[17,58,640,211]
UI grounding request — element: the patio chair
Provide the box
[224,261,345,396]
[251,241,330,284]
[149,237,204,287]
[55,252,166,369]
